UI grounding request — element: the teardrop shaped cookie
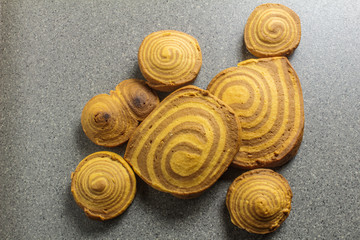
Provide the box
[207,57,304,169]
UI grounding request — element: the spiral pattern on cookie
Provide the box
[81,94,138,147]
[138,30,202,92]
[125,86,241,198]
[114,79,160,121]
[207,57,304,169]
[244,4,301,57]
[81,79,159,147]
[226,169,292,234]
[71,152,136,220]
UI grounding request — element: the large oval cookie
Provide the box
[207,57,304,169]
[226,169,292,234]
[125,86,241,198]
[244,3,301,57]
[138,30,202,92]
[71,151,136,220]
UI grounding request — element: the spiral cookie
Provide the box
[125,86,241,198]
[244,4,301,57]
[113,79,160,121]
[226,169,292,234]
[207,57,304,169]
[138,30,202,92]
[71,151,136,220]
[81,79,159,147]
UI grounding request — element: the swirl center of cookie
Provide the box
[265,19,285,38]
[94,112,110,124]
[89,173,108,192]
[170,151,202,176]
[160,47,172,59]
[222,85,250,105]
[132,93,147,108]
[254,197,272,217]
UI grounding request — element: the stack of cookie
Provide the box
[70,3,303,235]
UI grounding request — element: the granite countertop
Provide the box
[1,0,359,239]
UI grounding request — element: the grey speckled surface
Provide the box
[1,0,359,239]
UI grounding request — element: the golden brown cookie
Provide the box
[138,30,202,92]
[207,57,304,169]
[244,4,301,57]
[226,169,292,234]
[125,86,241,198]
[81,79,159,147]
[71,151,136,220]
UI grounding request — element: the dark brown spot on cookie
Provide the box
[94,113,110,123]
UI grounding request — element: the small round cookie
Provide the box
[71,151,136,220]
[226,169,292,234]
[81,79,159,147]
[207,57,304,169]
[138,30,202,92]
[81,93,138,147]
[113,79,160,121]
[125,86,241,198]
[244,3,301,57]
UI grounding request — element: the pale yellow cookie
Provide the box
[71,151,136,220]
[244,4,301,57]
[226,169,292,234]
[138,30,202,92]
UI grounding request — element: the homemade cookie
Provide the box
[138,30,202,92]
[226,169,292,234]
[81,79,159,147]
[125,86,241,198]
[244,4,301,57]
[207,57,304,169]
[71,151,136,220]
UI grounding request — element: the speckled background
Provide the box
[1,0,359,239]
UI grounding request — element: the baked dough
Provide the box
[244,3,301,57]
[81,79,159,147]
[125,86,241,198]
[138,30,202,92]
[207,57,304,169]
[71,151,136,220]
[226,169,292,234]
